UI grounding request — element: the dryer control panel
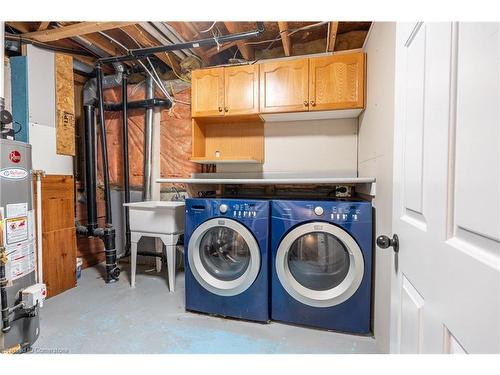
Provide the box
[306,202,365,223]
[272,200,371,224]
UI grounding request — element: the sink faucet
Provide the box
[170,186,184,201]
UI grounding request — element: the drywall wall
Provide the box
[218,118,358,175]
[358,22,396,353]
[26,45,73,175]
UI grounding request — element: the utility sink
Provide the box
[123,201,185,235]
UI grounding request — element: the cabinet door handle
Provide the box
[303,101,309,107]
[224,107,229,112]
[218,106,223,112]
[311,100,316,107]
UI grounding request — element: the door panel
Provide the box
[453,23,500,244]
[191,67,224,117]
[400,276,424,354]
[224,65,259,115]
[259,59,309,113]
[403,27,426,224]
[392,22,500,353]
[309,53,365,110]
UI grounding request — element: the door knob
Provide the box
[218,106,223,112]
[310,100,316,107]
[303,101,309,107]
[376,234,399,253]
[224,107,229,112]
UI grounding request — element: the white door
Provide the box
[389,22,500,353]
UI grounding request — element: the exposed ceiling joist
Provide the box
[21,22,136,42]
[5,22,32,33]
[121,24,181,72]
[277,22,292,56]
[205,40,238,58]
[223,22,254,61]
[165,22,209,63]
[82,33,127,57]
[37,22,51,31]
[327,22,339,52]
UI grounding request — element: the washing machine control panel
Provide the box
[213,201,265,220]
[231,202,258,219]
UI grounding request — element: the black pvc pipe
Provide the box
[96,22,265,65]
[0,263,10,333]
[104,98,172,111]
[96,65,112,225]
[83,105,98,232]
[122,74,131,255]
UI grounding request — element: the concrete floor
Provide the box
[33,262,379,354]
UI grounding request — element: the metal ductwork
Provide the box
[83,63,124,106]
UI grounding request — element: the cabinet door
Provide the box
[309,53,365,110]
[191,67,224,117]
[259,59,309,113]
[224,65,259,115]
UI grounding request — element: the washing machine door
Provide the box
[276,222,364,307]
[188,218,261,296]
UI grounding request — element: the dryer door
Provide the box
[188,218,261,296]
[276,222,365,307]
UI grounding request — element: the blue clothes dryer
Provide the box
[184,198,270,322]
[271,200,373,333]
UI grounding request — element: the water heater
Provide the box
[0,138,44,353]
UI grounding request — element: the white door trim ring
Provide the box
[188,218,261,297]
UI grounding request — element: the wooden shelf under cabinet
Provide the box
[191,117,264,164]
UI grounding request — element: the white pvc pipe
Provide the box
[1,21,5,99]
[36,173,43,283]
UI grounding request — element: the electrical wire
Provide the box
[197,22,217,34]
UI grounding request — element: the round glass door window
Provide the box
[287,232,350,291]
[188,218,261,297]
[276,222,365,307]
[199,226,251,281]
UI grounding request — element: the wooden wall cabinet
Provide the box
[191,67,224,117]
[259,52,365,114]
[224,64,259,115]
[309,53,365,110]
[192,65,259,117]
[259,59,309,113]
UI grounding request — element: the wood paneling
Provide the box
[42,228,77,297]
[55,53,76,156]
[259,59,309,113]
[33,175,77,297]
[191,68,224,117]
[309,53,365,110]
[224,65,259,115]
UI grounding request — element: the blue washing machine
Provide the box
[271,199,373,333]
[184,198,270,322]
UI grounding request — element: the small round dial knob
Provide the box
[219,204,229,214]
[314,206,324,216]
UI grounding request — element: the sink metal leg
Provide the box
[130,232,142,288]
[155,238,162,273]
[160,234,180,292]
